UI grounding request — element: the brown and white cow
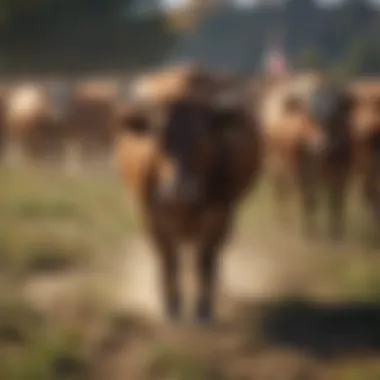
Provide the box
[4,82,68,166]
[114,68,262,323]
[349,78,380,230]
[260,71,354,241]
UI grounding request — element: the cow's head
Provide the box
[306,84,355,153]
[351,93,380,136]
[120,96,247,206]
[281,93,326,153]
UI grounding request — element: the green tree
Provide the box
[0,0,178,75]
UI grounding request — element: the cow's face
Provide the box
[154,100,217,206]
[282,94,327,153]
[307,86,354,152]
[121,98,244,206]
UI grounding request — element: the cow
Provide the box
[65,79,120,158]
[0,84,8,161]
[259,71,354,241]
[349,78,380,231]
[114,67,262,323]
[54,77,130,174]
[4,81,69,166]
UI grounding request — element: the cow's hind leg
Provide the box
[297,149,318,240]
[326,172,348,242]
[273,171,293,229]
[195,210,231,324]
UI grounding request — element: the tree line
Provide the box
[0,0,379,77]
[168,0,380,78]
[0,0,176,76]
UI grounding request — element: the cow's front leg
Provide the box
[148,222,181,322]
[195,210,231,324]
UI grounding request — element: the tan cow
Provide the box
[114,68,262,323]
[4,82,67,166]
[260,71,354,241]
[0,84,8,161]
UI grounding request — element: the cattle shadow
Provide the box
[243,299,380,359]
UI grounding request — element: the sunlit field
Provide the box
[1,0,380,377]
[1,163,380,380]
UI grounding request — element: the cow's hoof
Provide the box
[165,301,181,324]
[194,305,214,326]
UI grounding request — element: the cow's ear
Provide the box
[284,95,303,114]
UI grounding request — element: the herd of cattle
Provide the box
[0,77,128,169]
[113,64,380,323]
[2,64,380,322]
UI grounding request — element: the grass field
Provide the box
[0,166,136,275]
[1,164,380,380]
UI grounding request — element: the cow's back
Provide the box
[66,79,119,152]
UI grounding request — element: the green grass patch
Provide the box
[0,166,135,275]
[0,327,89,380]
[0,281,90,380]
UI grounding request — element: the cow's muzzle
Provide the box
[157,174,201,206]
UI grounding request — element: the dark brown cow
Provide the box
[261,72,354,241]
[114,71,261,323]
[349,78,380,230]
